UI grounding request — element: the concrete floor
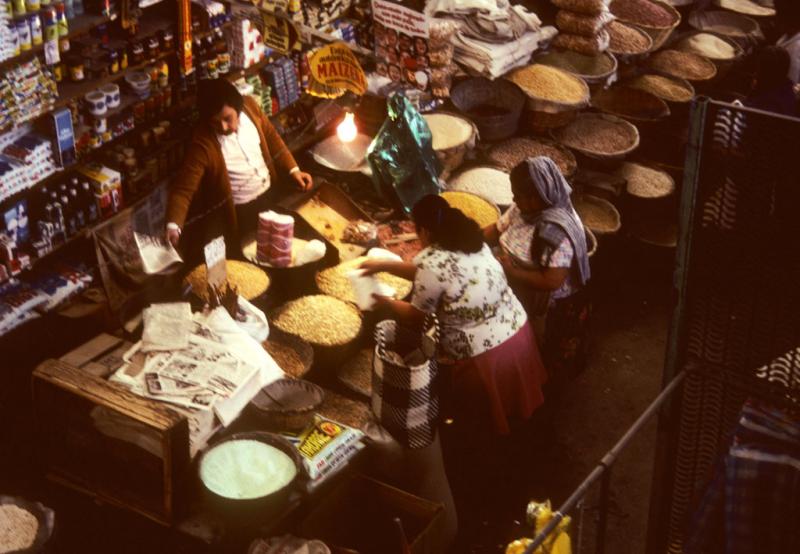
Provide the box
[453,234,674,553]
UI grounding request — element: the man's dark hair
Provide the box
[754,46,791,91]
[197,78,244,121]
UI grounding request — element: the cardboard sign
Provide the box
[204,236,227,290]
[308,42,367,97]
[262,12,299,54]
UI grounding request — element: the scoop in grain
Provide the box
[316,257,413,305]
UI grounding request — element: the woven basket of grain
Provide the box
[450,77,526,141]
[316,257,413,306]
[532,49,618,89]
[610,0,682,51]
[440,191,501,228]
[607,21,654,62]
[591,85,671,122]
[573,194,622,235]
[247,378,325,433]
[263,327,314,380]
[627,73,695,104]
[673,31,744,78]
[183,260,271,302]
[617,161,676,200]
[423,112,478,180]
[553,113,640,160]
[270,295,363,368]
[586,227,598,258]
[629,218,678,248]
[647,49,717,82]
[506,64,590,134]
[337,347,373,399]
[687,10,762,47]
[486,137,578,180]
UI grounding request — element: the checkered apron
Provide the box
[371,315,439,449]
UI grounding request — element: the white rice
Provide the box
[446,166,514,206]
[423,113,474,150]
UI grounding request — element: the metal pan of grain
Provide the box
[610,0,682,50]
[506,64,590,113]
[712,0,775,18]
[445,165,514,208]
[573,194,622,235]
[616,161,676,199]
[316,257,413,306]
[607,20,654,61]
[687,10,762,46]
[423,111,478,180]
[591,86,671,122]
[486,137,578,180]
[270,294,363,369]
[672,30,744,78]
[337,347,373,399]
[532,49,618,88]
[553,113,640,160]
[247,378,325,433]
[263,327,314,379]
[627,73,695,103]
[646,49,717,82]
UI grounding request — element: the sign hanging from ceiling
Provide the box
[261,12,299,53]
[308,42,367,97]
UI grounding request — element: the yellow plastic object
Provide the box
[505,500,572,554]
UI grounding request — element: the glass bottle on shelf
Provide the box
[60,193,77,237]
[72,0,82,15]
[55,2,68,37]
[69,186,85,229]
[81,181,99,223]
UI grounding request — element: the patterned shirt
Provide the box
[411,244,527,361]
[497,204,580,301]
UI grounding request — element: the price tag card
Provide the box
[204,236,227,290]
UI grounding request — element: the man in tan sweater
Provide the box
[165,78,312,255]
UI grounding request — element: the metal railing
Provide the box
[523,370,687,554]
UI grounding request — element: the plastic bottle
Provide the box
[29,14,42,46]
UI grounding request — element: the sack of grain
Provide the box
[674,32,741,61]
[572,194,622,234]
[533,49,618,86]
[440,191,501,228]
[616,162,675,199]
[713,0,775,17]
[591,85,670,121]
[610,0,681,49]
[552,29,611,56]
[556,8,615,37]
[552,0,611,16]
[316,257,412,307]
[271,295,362,347]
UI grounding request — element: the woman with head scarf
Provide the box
[485,156,592,386]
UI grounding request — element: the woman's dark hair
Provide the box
[197,78,244,121]
[411,195,483,254]
[509,161,536,196]
[754,46,791,90]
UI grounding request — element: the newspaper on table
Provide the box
[110,306,285,453]
[141,302,193,352]
[133,231,184,275]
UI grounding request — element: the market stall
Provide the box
[1,0,795,551]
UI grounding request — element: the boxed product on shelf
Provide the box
[24,262,93,313]
[50,108,77,168]
[227,18,265,69]
[0,158,28,203]
[77,163,123,217]
[3,198,30,248]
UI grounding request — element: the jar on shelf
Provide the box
[119,49,128,70]
[25,0,40,12]
[130,42,144,65]
[146,36,159,58]
[160,29,174,52]
[67,57,85,82]
[108,50,119,74]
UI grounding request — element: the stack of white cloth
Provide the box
[425,0,556,79]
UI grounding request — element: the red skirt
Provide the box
[442,321,547,435]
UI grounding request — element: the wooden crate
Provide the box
[32,359,191,525]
